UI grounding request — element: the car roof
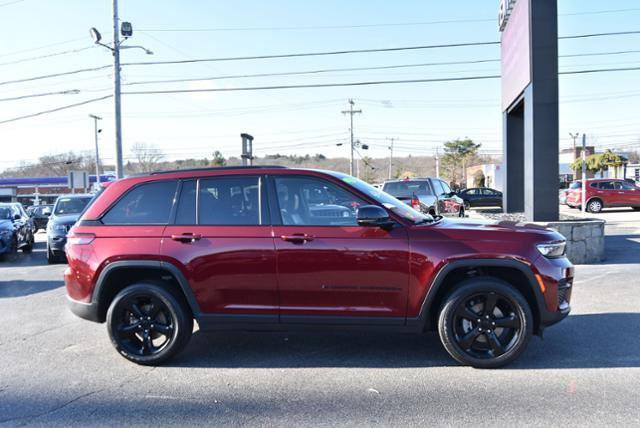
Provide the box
[383,178,437,183]
[149,165,288,176]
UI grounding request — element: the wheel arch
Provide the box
[92,260,200,323]
[415,259,545,335]
[586,196,603,209]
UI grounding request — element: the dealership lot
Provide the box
[1,218,639,426]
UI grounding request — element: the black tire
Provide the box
[107,282,193,365]
[2,237,18,262]
[438,277,533,369]
[22,236,33,253]
[46,245,59,264]
[587,198,603,213]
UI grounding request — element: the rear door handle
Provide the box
[171,233,202,243]
[280,234,315,243]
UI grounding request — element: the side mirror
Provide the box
[13,214,21,220]
[356,205,394,229]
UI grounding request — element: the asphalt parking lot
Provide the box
[1,216,639,427]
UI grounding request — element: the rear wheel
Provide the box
[438,278,533,368]
[107,282,193,365]
[587,199,603,213]
[46,244,60,264]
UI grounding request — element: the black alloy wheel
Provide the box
[107,282,193,365]
[438,278,533,368]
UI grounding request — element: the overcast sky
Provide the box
[1,0,639,169]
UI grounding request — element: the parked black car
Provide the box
[47,194,93,263]
[458,187,503,209]
[29,204,53,232]
[0,203,35,260]
[382,178,465,217]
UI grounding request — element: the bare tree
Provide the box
[129,142,165,173]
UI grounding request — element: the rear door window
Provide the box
[382,181,433,198]
[198,176,262,225]
[102,180,177,225]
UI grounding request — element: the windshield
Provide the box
[334,173,433,224]
[382,180,433,198]
[54,196,92,215]
[0,207,12,220]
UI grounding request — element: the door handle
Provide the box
[171,233,202,243]
[280,234,315,243]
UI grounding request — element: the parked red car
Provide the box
[65,167,573,368]
[566,178,640,213]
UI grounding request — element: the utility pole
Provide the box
[569,132,580,158]
[112,0,123,179]
[581,133,587,213]
[240,133,254,166]
[387,137,396,179]
[435,148,440,178]
[89,114,102,188]
[341,99,362,177]
[90,1,152,180]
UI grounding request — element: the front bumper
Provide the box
[66,295,101,323]
[48,234,67,252]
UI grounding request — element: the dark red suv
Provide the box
[65,166,573,368]
[566,178,640,212]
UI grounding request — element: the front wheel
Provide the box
[107,282,193,365]
[587,199,603,213]
[438,278,533,368]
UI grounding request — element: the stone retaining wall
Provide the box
[542,219,606,264]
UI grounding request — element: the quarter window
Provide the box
[198,176,261,225]
[274,176,366,226]
[102,180,177,225]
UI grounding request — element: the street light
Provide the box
[89,0,153,179]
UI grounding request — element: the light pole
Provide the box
[90,0,153,179]
[581,134,587,213]
[387,137,396,179]
[89,115,102,188]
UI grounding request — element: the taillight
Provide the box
[411,195,420,210]
[67,233,95,245]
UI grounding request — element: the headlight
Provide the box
[536,241,566,258]
[49,223,67,234]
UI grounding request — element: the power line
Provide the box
[0,65,111,87]
[122,41,501,67]
[0,0,24,7]
[0,89,80,102]
[0,37,86,59]
[0,95,112,125]
[122,66,640,96]
[121,49,640,87]
[0,46,95,67]
[123,75,501,95]
[137,8,640,33]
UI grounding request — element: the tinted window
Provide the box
[465,189,478,196]
[102,181,177,225]
[589,182,601,189]
[382,181,433,198]
[199,176,261,225]
[175,180,196,224]
[431,180,444,196]
[54,197,93,215]
[440,181,452,195]
[0,207,11,220]
[275,176,366,226]
[620,181,637,190]
[599,181,614,190]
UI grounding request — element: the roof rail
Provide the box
[149,165,288,175]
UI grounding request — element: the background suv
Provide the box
[0,203,35,260]
[382,178,465,217]
[566,178,640,212]
[47,194,94,263]
[66,167,573,368]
